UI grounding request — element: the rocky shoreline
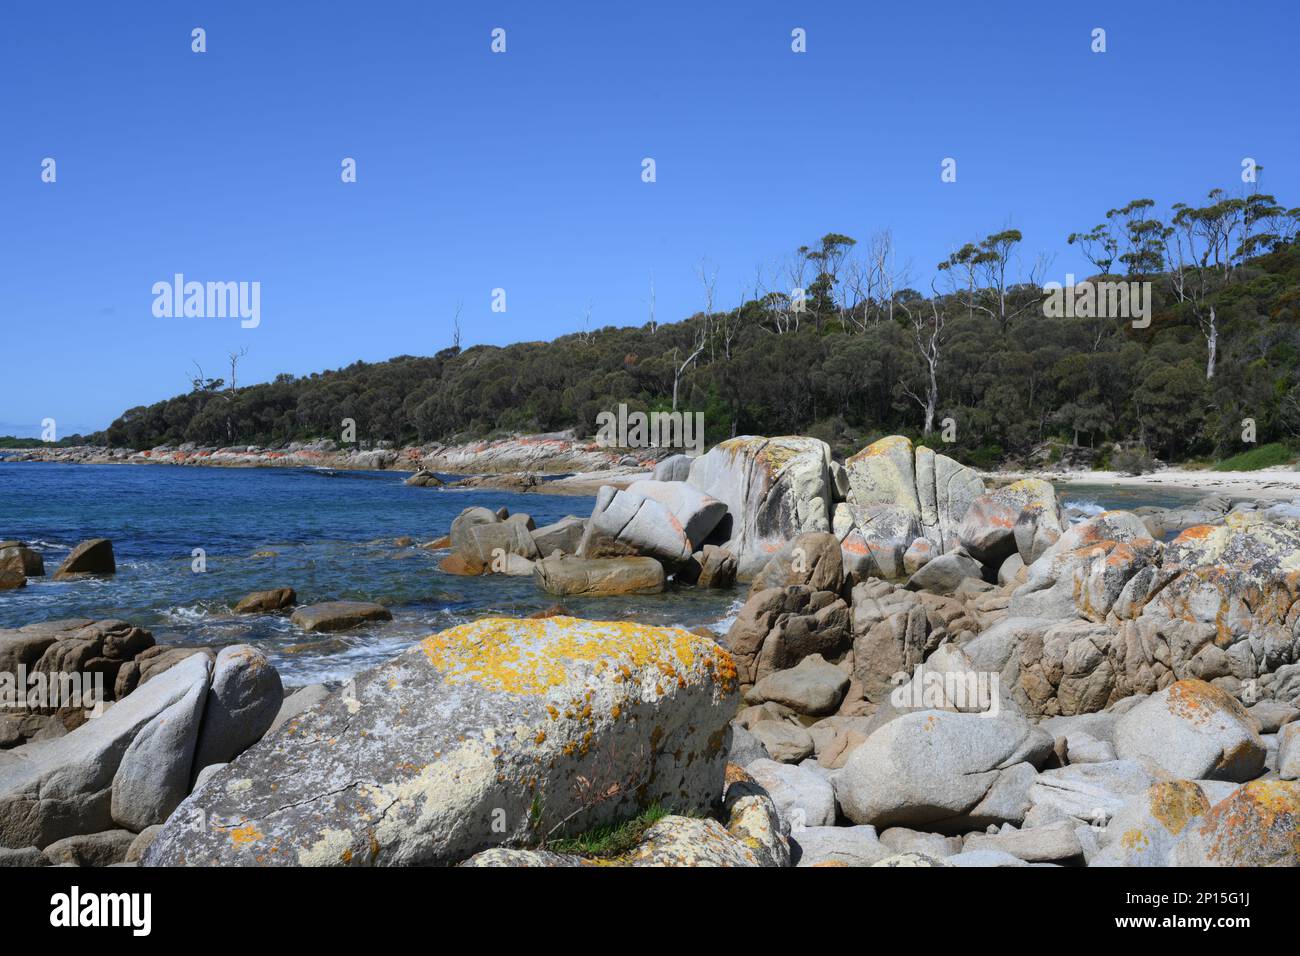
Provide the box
[0,431,664,495]
[2,434,1298,867]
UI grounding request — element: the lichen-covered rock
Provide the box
[686,436,833,578]
[747,531,843,595]
[1010,511,1162,622]
[959,479,1064,565]
[1092,781,1212,867]
[1171,780,1300,866]
[1114,680,1266,781]
[1133,514,1300,696]
[144,617,739,866]
[844,437,984,570]
[459,763,786,867]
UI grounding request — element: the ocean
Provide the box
[0,463,1212,686]
[0,462,740,686]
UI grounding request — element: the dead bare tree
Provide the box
[451,301,463,350]
[226,346,249,391]
[898,285,948,435]
[672,323,706,413]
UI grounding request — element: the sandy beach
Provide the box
[984,467,1300,502]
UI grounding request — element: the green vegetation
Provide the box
[89,184,1300,468]
[1213,442,1295,472]
[545,803,676,858]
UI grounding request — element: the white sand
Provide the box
[984,467,1300,502]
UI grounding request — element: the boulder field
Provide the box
[4,432,1300,867]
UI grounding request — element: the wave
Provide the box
[1062,499,1105,523]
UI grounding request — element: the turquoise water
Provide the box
[0,463,740,685]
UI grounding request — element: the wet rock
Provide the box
[234,588,297,614]
[53,539,116,579]
[290,601,393,633]
[533,555,665,596]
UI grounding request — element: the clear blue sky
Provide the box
[2,0,1296,437]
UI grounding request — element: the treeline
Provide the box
[97,184,1300,467]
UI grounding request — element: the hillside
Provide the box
[79,188,1300,468]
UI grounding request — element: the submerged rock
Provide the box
[289,601,392,633]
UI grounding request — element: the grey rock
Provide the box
[43,829,136,867]
[748,720,814,763]
[745,758,836,829]
[290,601,392,633]
[792,825,891,866]
[747,653,849,717]
[1114,680,1265,782]
[905,551,984,595]
[963,820,1084,863]
[192,645,283,773]
[110,660,210,830]
[832,709,1053,831]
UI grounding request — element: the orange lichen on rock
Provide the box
[1148,780,1210,836]
[417,616,729,697]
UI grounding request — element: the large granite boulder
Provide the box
[1114,679,1266,781]
[723,585,851,685]
[1171,780,1300,866]
[0,653,213,848]
[1133,514,1300,696]
[842,437,984,578]
[958,479,1065,565]
[686,436,833,578]
[1010,511,1161,622]
[533,555,665,596]
[580,481,723,565]
[192,645,283,773]
[832,709,1053,831]
[145,617,739,866]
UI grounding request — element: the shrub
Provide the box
[1113,445,1157,475]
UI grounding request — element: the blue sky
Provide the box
[2,0,1297,436]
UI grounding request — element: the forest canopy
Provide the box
[89,185,1300,468]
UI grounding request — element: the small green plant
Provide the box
[1213,442,1294,472]
[546,803,674,858]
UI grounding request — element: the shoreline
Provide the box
[984,466,1300,502]
[7,443,1299,503]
